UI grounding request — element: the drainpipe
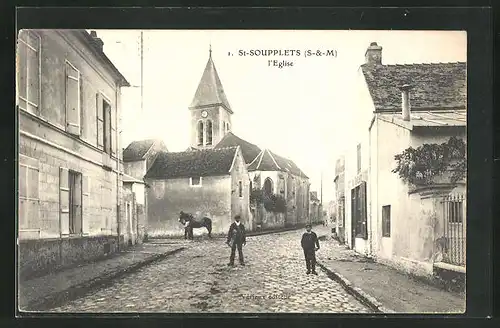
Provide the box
[368,115,373,257]
[116,86,122,251]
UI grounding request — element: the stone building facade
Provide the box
[144,146,250,237]
[17,29,129,279]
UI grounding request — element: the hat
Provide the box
[305,224,312,228]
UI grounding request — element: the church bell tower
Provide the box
[189,45,233,150]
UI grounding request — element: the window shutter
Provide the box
[96,93,104,149]
[65,63,80,136]
[105,105,112,155]
[73,173,83,234]
[82,175,90,234]
[59,167,70,236]
[111,103,117,156]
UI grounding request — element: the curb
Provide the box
[21,247,186,312]
[317,261,395,314]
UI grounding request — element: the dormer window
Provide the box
[190,176,202,187]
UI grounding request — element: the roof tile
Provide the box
[361,62,466,111]
[123,139,156,162]
[214,132,262,164]
[189,55,232,113]
[145,146,238,179]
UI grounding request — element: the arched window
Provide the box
[264,178,273,196]
[227,122,231,131]
[206,120,213,145]
[197,121,204,146]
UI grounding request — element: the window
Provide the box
[351,181,367,239]
[238,181,243,198]
[356,143,361,173]
[264,178,273,196]
[65,61,81,136]
[18,155,40,230]
[227,122,230,132]
[448,199,464,223]
[382,205,391,237]
[59,168,82,235]
[103,99,112,154]
[197,121,204,146]
[96,94,104,149]
[17,30,41,115]
[206,120,213,145]
[190,176,202,187]
[96,94,114,155]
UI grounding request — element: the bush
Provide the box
[263,194,287,214]
[392,137,466,185]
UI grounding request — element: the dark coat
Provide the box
[227,222,246,245]
[301,231,320,251]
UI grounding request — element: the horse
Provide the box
[178,211,212,240]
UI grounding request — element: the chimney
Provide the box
[365,42,382,65]
[89,30,104,52]
[400,84,413,121]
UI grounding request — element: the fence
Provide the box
[440,193,466,267]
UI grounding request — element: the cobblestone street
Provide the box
[51,229,371,313]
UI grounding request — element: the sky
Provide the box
[94,30,467,203]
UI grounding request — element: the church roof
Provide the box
[248,149,309,179]
[361,62,466,111]
[189,52,233,113]
[214,132,262,164]
[145,146,239,179]
[123,139,157,162]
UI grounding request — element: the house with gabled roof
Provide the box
[341,42,466,279]
[144,146,250,237]
[122,139,168,241]
[123,139,168,180]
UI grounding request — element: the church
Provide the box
[143,47,311,237]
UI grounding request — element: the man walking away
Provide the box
[226,215,246,266]
[301,223,320,275]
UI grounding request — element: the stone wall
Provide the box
[18,235,120,280]
[146,175,232,237]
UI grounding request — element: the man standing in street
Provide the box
[226,215,246,266]
[301,223,320,275]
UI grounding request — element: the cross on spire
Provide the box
[209,43,212,58]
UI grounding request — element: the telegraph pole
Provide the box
[320,171,323,223]
[320,171,323,205]
[140,31,144,113]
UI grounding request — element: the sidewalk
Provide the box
[316,236,466,313]
[18,242,187,312]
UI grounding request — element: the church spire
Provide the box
[189,45,233,113]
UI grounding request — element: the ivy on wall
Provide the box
[392,137,466,186]
[250,188,287,213]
